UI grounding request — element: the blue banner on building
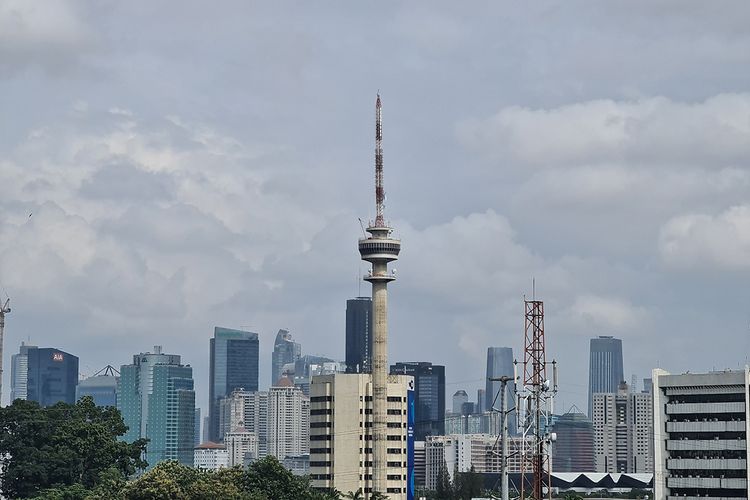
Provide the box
[407,379,415,500]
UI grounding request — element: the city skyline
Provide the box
[2,2,750,420]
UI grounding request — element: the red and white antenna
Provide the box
[374,93,385,227]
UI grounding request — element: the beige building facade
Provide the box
[309,373,413,499]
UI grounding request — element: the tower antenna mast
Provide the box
[358,93,402,496]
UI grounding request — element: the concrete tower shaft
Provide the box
[358,94,401,497]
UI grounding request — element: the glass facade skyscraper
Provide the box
[118,346,195,467]
[26,347,79,406]
[209,326,259,442]
[391,361,445,440]
[588,336,624,418]
[485,346,515,433]
[271,329,301,385]
[76,369,118,407]
[10,342,36,402]
[345,297,372,373]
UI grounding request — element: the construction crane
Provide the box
[0,297,10,405]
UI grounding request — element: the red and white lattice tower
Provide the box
[517,298,557,500]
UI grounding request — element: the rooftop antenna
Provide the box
[0,297,10,404]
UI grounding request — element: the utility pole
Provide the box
[490,375,514,500]
[0,298,10,405]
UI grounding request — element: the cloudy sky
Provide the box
[1,1,750,413]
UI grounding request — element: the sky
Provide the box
[1,1,750,414]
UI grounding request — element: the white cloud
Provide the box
[457,94,750,169]
[566,294,649,332]
[659,205,750,270]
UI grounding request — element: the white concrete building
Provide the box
[218,383,309,462]
[424,434,533,490]
[225,427,258,467]
[194,442,229,470]
[653,367,750,500]
[309,373,412,500]
[592,382,653,473]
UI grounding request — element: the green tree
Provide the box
[343,489,364,500]
[435,465,454,499]
[0,397,147,499]
[454,465,483,500]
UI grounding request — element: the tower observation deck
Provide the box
[358,94,401,497]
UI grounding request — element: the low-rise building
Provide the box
[194,442,229,470]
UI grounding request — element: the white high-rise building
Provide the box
[592,382,653,473]
[268,381,309,460]
[10,342,35,401]
[218,383,309,462]
[653,367,750,500]
[309,373,413,500]
[225,427,258,467]
[424,434,533,490]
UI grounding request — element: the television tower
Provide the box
[358,93,401,496]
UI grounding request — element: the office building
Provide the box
[592,382,653,473]
[476,389,486,414]
[26,347,78,406]
[283,455,310,476]
[309,373,414,499]
[345,297,372,373]
[194,408,202,447]
[285,354,346,396]
[118,346,195,467]
[194,442,229,470]
[588,336,624,418]
[272,329,301,386]
[219,389,268,455]
[653,367,749,500]
[10,342,36,402]
[391,361,445,440]
[76,365,119,407]
[452,390,469,414]
[550,410,595,472]
[485,346,515,434]
[414,441,426,488]
[444,411,501,435]
[209,327,259,442]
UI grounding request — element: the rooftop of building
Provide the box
[195,441,226,450]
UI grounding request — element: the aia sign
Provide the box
[52,353,64,362]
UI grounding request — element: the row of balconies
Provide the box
[667,477,747,489]
[666,402,746,414]
[668,458,747,469]
[666,439,746,451]
[667,420,746,432]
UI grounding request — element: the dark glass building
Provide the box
[209,326,259,442]
[391,361,445,440]
[76,365,119,407]
[485,346,515,433]
[588,336,624,418]
[345,297,372,373]
[551,410,595,472]
[26,347,78,406]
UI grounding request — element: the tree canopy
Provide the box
[0,397,147,498]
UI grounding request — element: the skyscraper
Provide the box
[391,361,446,440]
[345,297,372,373]
[550,410,595,472]
[209,326,259,442]
[271,329,301,385]
[26,347,79,406]
[588,336,624,418]
[452,390,468,414]
[76,365,119,407]
[10,341,36,402]
[118,346,195,467]
[485,346,515,433]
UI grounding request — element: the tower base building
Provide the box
[309,373,414,499]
